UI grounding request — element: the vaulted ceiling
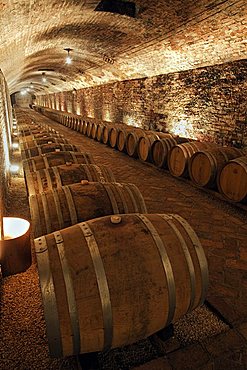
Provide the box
[0,0,246,95]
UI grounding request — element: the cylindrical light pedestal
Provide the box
[0,217,31,277]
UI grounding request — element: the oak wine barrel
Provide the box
[168,142,216,178]
[86,122,94,137]
[21,143,81,160]
[82,121,90,135]
[30,181,147,238]
[138,132,174,162]
[19,129,49,137]
[22,151,95,173]
[102,125,114,145]
[151,137,178,168]
[20,137,70,150]
[75,119,83,132]
[188,147,243,188]
[18,124,41,132]
[218,156,247,203]
[117,127,134,152]
[20,132,64,143]
[91,123,98,139]
[34,213,208,357]
[126,129,148,157]
[25,163,116,195]
[108,125,126,148]
[96,123,107,142]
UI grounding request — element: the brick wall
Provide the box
[0,70,12,218]
[37,59,247,147]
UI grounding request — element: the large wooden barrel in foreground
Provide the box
[25,163,115,195]
[22,151,95,173]
[168,142,215,178]
[21,143,81,160]
[30,182,147,237]
[138,132,174,162]
[151,137,178,168]
[20,137,70,150]
[35,213,208,357]
[218,156,247,203]
[188,147,243,189]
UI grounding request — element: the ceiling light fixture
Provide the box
[30,82,34,89]
[64,48,73,64]
[42,72,47,83]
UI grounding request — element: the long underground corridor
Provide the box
[0,106,246,369]
[0,1,247,369]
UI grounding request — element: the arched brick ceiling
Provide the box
[0,0,246,95]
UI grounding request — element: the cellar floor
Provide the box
[0,108,247,370]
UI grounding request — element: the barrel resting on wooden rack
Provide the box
[34,213,208,357]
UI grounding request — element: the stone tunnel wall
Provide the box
[0,70,12,218]
[36,59,247,147]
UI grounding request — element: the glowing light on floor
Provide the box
[1,217,30,240]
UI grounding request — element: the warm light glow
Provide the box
[2,217,30,240]
[9,164,20,174]
[12,143,19,149]
[2,126,10,171]
[42,73,47,83]
[123,116,141,128]
[21,90,26,95]
[66,56,72,64]
[169,119,196,139]
[104,110,112,122]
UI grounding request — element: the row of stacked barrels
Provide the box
[15,109,209,358]
[49,111,247,204]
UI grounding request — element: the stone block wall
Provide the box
[36,59,247,147]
